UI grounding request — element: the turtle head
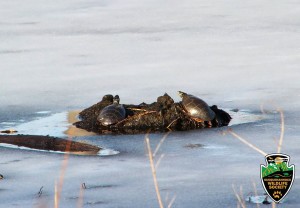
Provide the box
[178,91,186,98]
[113,95,120,104]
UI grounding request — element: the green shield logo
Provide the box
[261,153,295,203]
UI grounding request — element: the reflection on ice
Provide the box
[227,109,267,126]
[0,142,119,156]
[35,111,52,114]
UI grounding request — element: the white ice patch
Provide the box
[35,111,52,114]
[226,109,266,126]
[97,149,120,156]
[0,122,16,125]
[0,143,119,156]
[203,145,227,149]
[14,112,69,137]
[246,195,285,204]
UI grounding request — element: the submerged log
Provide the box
[0,135,101,155]
[74,93,232,134]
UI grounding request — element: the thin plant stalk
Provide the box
[155,154,165,169]
[55,138,72,208]
[77,184,85,208]
[251,181,260,208]
[153,132,170,157]
[228,129,267,156]
[54,181,58,208]
[277,109,284,153]
[260,102,285,153]
[145,136,164,208]
[232,184,246,208]
[167,194,176,208]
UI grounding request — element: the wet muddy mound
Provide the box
[74,93,231,134]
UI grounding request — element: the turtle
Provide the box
[97,95,126,126]
[178,91,216,122]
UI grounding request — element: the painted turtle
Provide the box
[97,95,126,126]
[178,91,215,122]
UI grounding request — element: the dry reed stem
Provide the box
[153,132,170,157]
[232,184,246,208]
[77,184,85,208]
[166,118,179,130]
[260,102,285,153]
[127,108,148,112]
[167,194,176,208]
[239,185,245,207]
[227,129,267,156]
[277,108,284,153]
[260,101,278,114]
[116,111,157,125]
[165,192,169,204]
[138,111,157,117]
[155,154,165,169]
[145,136,164,208]
[251,180,260,208]
[54,181,58,208]
[55,138,72,208]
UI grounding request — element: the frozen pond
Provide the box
[1,0,300,207]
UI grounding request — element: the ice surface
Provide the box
[12,112,68,137]
[1,0,300,110]
[1,0,300,207]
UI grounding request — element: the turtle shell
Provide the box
[181,93,215,121]
[97,103,126,126]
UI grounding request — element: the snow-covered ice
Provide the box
[1,0,300,207]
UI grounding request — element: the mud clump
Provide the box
[74,93,232,134]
